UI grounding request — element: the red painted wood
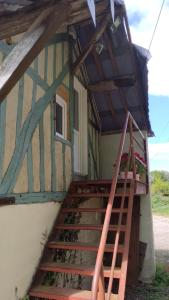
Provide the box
[29,286,118,300]
[72,180,112,185]
[55,224,126,231]
[68,193,110,198]
[39,262,121,278]
[69,193,129,198]
[61,208,128,213]
[47,241,124,253]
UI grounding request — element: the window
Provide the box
[55,95,67,139]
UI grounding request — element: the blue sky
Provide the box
[125,0,169,171]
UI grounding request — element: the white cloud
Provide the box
[148,142,169,170]
[125,0,169,96]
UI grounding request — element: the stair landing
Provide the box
[73,179,147,195]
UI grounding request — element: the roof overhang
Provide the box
[0,0,153,136]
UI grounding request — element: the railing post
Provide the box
[129,116,136,181]
[143,136,149,192]
[98,264,105,300]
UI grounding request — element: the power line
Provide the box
[147,0,166,162]
[147,0,166,53]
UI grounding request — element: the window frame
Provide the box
[55,94,67,140]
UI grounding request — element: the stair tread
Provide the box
[39,262,121,278]
[29,285,117,300]
[61,208,128,213]
[55,223,126,231]
[48,241,124,253]
[72,180,112,185]
[69,193,129,198]
[69,193,110,197]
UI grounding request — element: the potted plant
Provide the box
[119,153,134,179]
[119,152,146,181]
[134,152,147,182]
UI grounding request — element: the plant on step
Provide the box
[120,152,146,176]
[120,152,131,172]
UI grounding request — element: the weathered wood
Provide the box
[72,15,111,74]
[0,3,70,102]
[91,49,117,119]
[88,74,135,91]
[0,197,15,205]
[88,80,118,91]
[0,1,108,40]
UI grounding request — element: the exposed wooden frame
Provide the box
[72,14,111,74]
[121,7,150,132]
[88,80,118,91]
[73,36,102,130]
[88,75,135,91]
[104,31,129,112]
[100,105,142,117]
[91,48,117,120]
[0,3,71,102]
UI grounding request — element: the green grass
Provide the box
[152,194,169,216]
[153,264,169,288]
[126,264,169,299]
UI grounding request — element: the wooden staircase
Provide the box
[29,179,135,300]
[29,112,148,300]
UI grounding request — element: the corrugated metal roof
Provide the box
[74,2,153,135]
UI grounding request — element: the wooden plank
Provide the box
[39,262,121,278]
[91,49,117,121]
[0,3,70,102]
[72,14,110,74]
[48,241,124,253]
[0,197,15,205]
[127,197,140,284]
[0,1,108,41]
[88,80,118,92]
[55,224,127,231]
[88,75,135,92]
[29,285,118,300]
[61,207,128,213]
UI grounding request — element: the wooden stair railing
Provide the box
[28,112,147,300]
[91,112,147,300]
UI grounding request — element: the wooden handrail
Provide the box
[91,112,130,299]
[91,112,147,299]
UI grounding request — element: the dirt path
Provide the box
[153,215,169,264]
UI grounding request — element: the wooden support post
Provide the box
[0,3,71,102]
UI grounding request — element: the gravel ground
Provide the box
[153,215,169,264]
[126,284,169,300]
[126,215,169,299]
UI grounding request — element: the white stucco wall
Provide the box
[0,202,61,300]
[100,132,155,281]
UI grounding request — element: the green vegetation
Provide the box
[151,170,169,216]
[126,264,169,299]
[153,264,169,288]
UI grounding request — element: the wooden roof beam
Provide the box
[91,49,117,120]
[0,3,71,102]
[88,75,135,92]
[104,31,129,112]
[72,14,111,74]
[100,105,142,117]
